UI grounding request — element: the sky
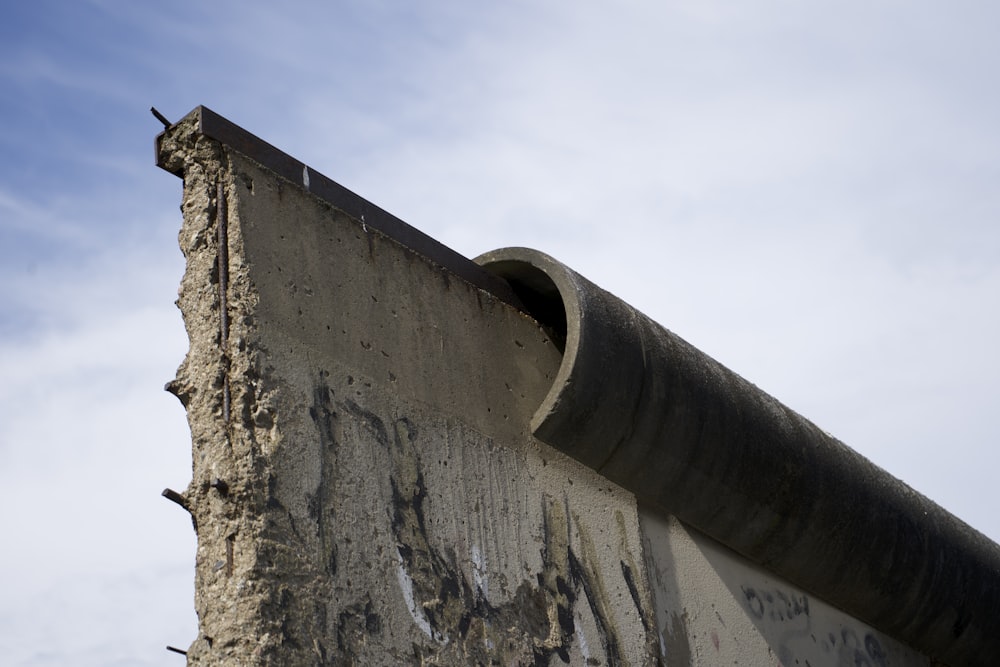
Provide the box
[1,1,998,664]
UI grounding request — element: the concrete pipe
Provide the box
[477,246,1000,667]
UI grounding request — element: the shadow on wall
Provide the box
[639,510,929,667]
[308,372,655,664]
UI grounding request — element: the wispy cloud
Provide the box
[1,2,999,664]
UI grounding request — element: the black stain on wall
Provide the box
[337,595,382,657]
[568,549,622,666]
[621,560,652,636]
[316,383,639,664]
[309,377,339,576]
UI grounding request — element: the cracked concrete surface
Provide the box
[158,108,950,666]
[160,113,657,665]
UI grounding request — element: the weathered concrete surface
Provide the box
[476,247,1000,667]
[158,111,658,665]
[639,510,929,667]
[157,107,985,666]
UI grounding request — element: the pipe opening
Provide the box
[484,259,567,353]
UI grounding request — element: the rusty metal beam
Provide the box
[155,106,525,312]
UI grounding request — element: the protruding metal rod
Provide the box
[217,181,231,425]
[166,645,188,655]
[151,106,172,128]
[162,488,191,513]
[226,534,234,577]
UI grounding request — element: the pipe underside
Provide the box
[477,246,1000,667]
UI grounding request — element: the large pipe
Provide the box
[477,246,1000,667]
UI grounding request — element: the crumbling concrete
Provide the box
[159,110,658,665]
[157,107,996,666]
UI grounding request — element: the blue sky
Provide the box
[1,2,999,665]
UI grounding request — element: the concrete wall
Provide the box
[640,511,928,667]
[158,108,957,666]
[159,115,657,665]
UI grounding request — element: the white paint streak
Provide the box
[471,544,489,599]
[576,618,591,661]
[394,550,441,643]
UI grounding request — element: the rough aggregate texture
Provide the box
[160,108,944,667]
[160,115,659,665]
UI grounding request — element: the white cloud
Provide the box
[2,1,999,662]
[0,225,192,666]
[291,0,1000,542]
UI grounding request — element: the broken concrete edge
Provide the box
[160,118,664,664]
[152,106,995,665]
[476,246,1000,667]
[155,105,525,313]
